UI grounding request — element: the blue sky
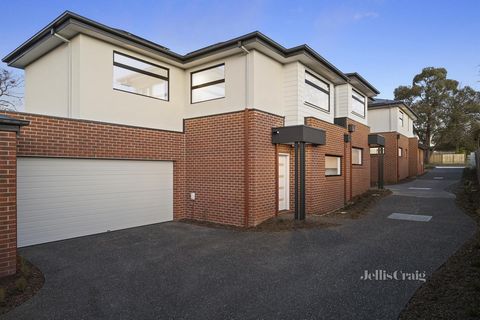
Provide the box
[1,0,479,99]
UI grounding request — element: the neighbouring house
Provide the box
[0,11,383,277]
[368,99,425,185]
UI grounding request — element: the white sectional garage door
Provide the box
[17,158,173,247]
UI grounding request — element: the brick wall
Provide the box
[305,117,348,214]
[247,111,284,226]
[0,131,18,277]
[1,111,187,220]
[349,119,371,197]
[184,111,246,226]
[370,132,412,184]
[408,137,420,177]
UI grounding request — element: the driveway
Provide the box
[4,168,476,320]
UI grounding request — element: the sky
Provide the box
[1,0,479,100]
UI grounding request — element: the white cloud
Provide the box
[353,11,379,21]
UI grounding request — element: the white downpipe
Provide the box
[239,42,250,108]
[51,30,72,117]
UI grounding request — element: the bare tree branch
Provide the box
[0,68,23,111]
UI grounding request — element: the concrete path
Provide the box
[3,168,476,320]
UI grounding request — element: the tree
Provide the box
[436,86,480,152]
[0,68,22,110]
[394,67,459,163]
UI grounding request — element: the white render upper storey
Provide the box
[3,11,380,131]
[367,99,418,138]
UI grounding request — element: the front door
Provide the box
[278,154,290,211]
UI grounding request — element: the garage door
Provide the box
[17,158,173,247]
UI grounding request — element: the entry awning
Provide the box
[272,125,326,145]
[368,134,385,147]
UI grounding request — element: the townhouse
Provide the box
[0,11,385,277]
[368,99,425,185]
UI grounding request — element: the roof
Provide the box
[345,72,380,95]
[368,98,418,119]
[2,11,349,83]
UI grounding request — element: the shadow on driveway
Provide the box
[4,168,476,320]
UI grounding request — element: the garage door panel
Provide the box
[18,158,173,247]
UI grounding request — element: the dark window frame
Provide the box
[399,110,404,127]
[352,147,363,166]
[113,51,170,101]
[305,70,330,113]
[351,88,366,118]
[190,63,226,104]
[325,154,342,177]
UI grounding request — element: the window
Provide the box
[113,52,169,100]
[370,147,379,155]
[304,70,330,112]
[325,155,341,176]
[398,147,403,157]
[191,64,225,103]
[399,111,404,127]
[352,148,363,165]
[351,89,366,117]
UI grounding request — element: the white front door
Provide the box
[278,154,290,211]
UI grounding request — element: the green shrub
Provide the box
[15,277,27,292]
[20,263,31,278]
[0,287,5,304]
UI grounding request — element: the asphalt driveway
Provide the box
[4,168,476,320]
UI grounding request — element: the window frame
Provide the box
[325,155,342,177]
[112,51,170,101]
[399,110,404,127]
[398,147,403,157]
[190,63,226,104]
[351,88,366,118]
[352,147,363,165]
[370,147,379,155]
[304,70,331,113]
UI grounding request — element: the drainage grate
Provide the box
[388,213,432,222]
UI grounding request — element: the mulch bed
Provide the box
[181,188,392,231]
[399,167,480,320]
[325,188,392,219]
[0,257,44,315]
[181,217,336,232]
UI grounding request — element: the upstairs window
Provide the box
[113,52,169,100]
[398,147,403,157]
[191,64,225,103]
[325,155,341,176]
[351,89,366,117]
[399,111,404,127]
[352,148,363,165]
[305,70,330,112]
[370,147,379,155]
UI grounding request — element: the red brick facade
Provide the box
[371,132,424,185]
[0,131,18,277]
[0,109,374,276]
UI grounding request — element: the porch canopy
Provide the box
[272,125,326,220]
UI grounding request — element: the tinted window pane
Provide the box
[113,66,168,100]
[114,53,168,78]
[192,65,225,87]
[192,82,225,103]
[352,148,362,165]
[305,84,329,110]
[305,72,329,91]
[351,90,365,116]
[325,156,341,176]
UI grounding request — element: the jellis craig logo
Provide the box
[360,270,426,282]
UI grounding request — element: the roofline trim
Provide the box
[345,72,380,94]
[2,11,349,81]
